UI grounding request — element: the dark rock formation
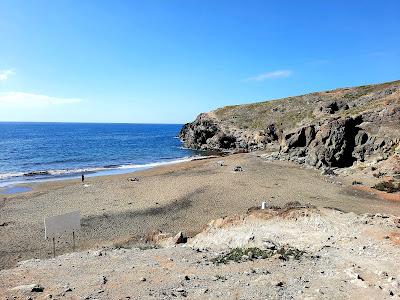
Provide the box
[315,100,349,115]
[180,80,400,169]
[179,113,221,150]
[264,123,280,143]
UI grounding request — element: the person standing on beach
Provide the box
[81,174,85,183]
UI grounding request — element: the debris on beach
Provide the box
[233,166,243,172]
[216,160,225,166]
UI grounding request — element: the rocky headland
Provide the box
[180,80,400,171]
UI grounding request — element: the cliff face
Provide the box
[180,80,400,169]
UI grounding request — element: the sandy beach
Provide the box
[1,153,400,270]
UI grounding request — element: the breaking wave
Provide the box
[0,156,207,182]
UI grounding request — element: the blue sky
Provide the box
[0,1,399,123]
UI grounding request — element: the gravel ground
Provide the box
[1,206,400,299]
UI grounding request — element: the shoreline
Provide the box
[0,155,219,191]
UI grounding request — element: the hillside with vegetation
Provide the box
[180,80,400,169]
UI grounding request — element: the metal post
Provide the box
[72,231,75,252]
[52,237,56,258]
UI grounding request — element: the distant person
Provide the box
[81,174,85,183]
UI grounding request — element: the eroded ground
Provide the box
[1,205,400,299]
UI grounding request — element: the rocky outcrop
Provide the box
[180,80,400,169]
[179,113,267,151]
[179,113,222,150]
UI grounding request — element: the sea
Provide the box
[0,122,202,188]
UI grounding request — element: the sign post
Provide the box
[52,237,56,258]
[44,211,81,258]
[72,231,76,252]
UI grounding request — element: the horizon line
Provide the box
[0,121,186,125]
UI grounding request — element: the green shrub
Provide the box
[212,246,305,265]
[372,181,400,193]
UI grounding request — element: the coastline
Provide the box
[1,152,400,270]
[0,155,216,190]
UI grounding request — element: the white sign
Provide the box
[44,211,81,239]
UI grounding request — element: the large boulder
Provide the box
[305,117,362,168]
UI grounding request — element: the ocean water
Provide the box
[0,122,201,186]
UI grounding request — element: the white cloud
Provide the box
[244,70,292,82]
[0,69,15,81]
[0,92,82,107]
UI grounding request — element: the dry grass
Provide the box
[213,80,400,131]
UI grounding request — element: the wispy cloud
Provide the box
[0,69,15,81]
[0,92,83,107]
[244,70,292,82]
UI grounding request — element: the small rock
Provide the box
[58,285,72,296]
[387,277,396,283]
[263,240,278,250]
[315,289,324,295]
[391,280,400,288]
[321,168,336,176]
[345,269,359,280]
[12,284,45,293]
[173,232,187,244]
[31,284,45,292]
[140,277,146,282]
[233,166,243,172]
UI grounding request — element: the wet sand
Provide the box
[1,153,400,270]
